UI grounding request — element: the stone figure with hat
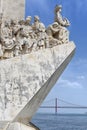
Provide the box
[55,5,70,27]
[54,5,70,44]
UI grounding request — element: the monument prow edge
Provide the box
[12,42,76,125]
[0,2,76,130]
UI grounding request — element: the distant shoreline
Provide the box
[35,113,87,116]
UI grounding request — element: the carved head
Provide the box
[18,19,25,25]
[34,15,40,22]
[4,21,10,27]
[26,16,32,21]
[25,16,32,25]
[10,19,18,26]
[55,5,62,13]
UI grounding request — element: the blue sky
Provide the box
[26,0,87,113]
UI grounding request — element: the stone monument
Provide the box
[0,0,25,20]
[0,1,76,130]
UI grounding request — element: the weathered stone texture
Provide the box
[6,122,39,130]
[0,0,25,20]
[0,42,75,121]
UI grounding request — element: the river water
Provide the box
[32,113,87,130]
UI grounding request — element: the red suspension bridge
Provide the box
[40,98,87,114]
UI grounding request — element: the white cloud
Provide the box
[58,78,83,89]
[74,58,87,66]
[72,59,87,75]
[77,76,85,80]
[56,58,87,90]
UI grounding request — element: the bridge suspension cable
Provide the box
[40,98,87,114]
[57,98,83,107]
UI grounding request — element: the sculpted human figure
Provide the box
[46,22,62,47]
[22,16,35,52]
[33,15,47,49]
[1,21,12,40]
[54,5,70,43]
[55,5,70,27]
[18,19,25,27]
[11,18,28,55]
[0,20,16,58]
[0,6,71,60]
[25,16,32,26]
[13,45,21,56]
[33,15,45,34]
[10,19,21,38]
[46,22,59,36]
[23,16,32,34]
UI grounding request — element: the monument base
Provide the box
[0,121,39,130]
[0,121,9,130]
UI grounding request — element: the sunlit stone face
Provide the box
[0,0,25,20]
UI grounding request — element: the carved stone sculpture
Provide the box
[0,5,71,59]
[55,5,70,27]
[0,1,76,130]
[54,5,70,44]
[46,22,62,47]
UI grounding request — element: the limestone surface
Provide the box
[0,4,71,60]
[6,122,39,130]
[0,0,25,20]
[0,2,76,129]
[0,42,75,122]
